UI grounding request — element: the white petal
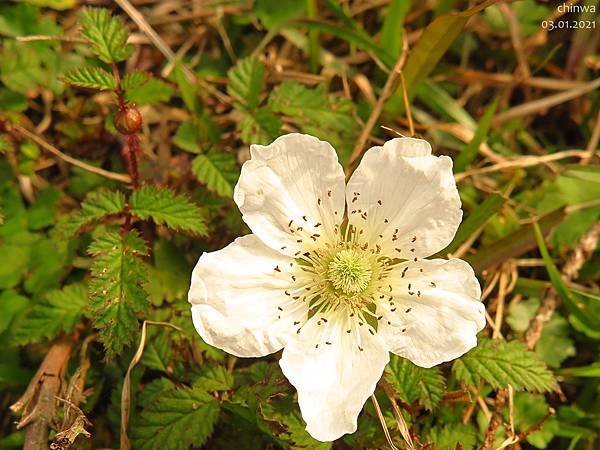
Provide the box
[188,235,308,357]
[280,312,389,441]
[379,258,485,368]
[347,138,461,258]
[234,133,345,256]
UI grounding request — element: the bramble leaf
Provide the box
[121,71,150,90]
[88,229,149,356]
[62,66,116,90]
[191,151,238,198]
[130,185,207,235]
[227,57,264,110]
[79,7,133,64]
[132,385,220,450]
[452,338,556,393]
[11,283,87,345]
[386,355,445,411]
[57,189,125,236]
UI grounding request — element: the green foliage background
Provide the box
[0,1,598,449]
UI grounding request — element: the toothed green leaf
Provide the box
[79,7,133,64]
[130,185,207,235]
[88,229,149,356]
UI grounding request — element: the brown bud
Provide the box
[114,106,142,135]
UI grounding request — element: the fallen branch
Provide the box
[11,336,74,450]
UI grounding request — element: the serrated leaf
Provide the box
[141,332,171,372]
[269,82,354,133]
[191,152,238,198]
[452,338,556,393]
[227,57,264,110]
[130,185,207,235]
[121,71,150,90]
[125,77,174,104]
[132,385,220,450]
[194,365,234,392]
[238,107,281,145]
[57,189,125,236]
[386,355,445,411]
[79,7,133,64]
[11,284,87,345]
[88,229,149,356]
[62,66,116,90]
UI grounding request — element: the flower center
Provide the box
[326,249,373,294]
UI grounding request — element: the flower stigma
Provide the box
[326,248,372,294]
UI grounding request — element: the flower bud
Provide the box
[114,106,142,135]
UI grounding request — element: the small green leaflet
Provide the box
[131,385,220,450]
[452,338,556,393]
[385,355,445,411]
[227,56,264,110]
[129,185,207,235]
[121,71,150,90]
[11,283,87,345]
[62,66,116,90]
[191,152,239,198]
[79,7,133,64]
[88,229,149,356]
[57,188,125,236]
[125,78,174,105]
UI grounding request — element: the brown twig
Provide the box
[10,336,74,450]
[4,122,131,184]
[348,34,409,167]
[481,388,508,450]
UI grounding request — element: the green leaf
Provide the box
[514,393,558,448]
[441,193,505,256]
[62,66,116,91]
[385,0,497,114]
[454,98,498,172]
[416,81,476,129]
[558,362,600,378]
[57,188,125,236]
[194,366,234,392]
[536,315,576,369]
[132,385,220,450]
[296,19,394,68]
[130,185,207,235]
[174,64,201,115]
[88,229,149,356]
[429,423,477,450]
[238,107,282,145]
[121,71,151,90]
[269,81,355,133]
[506,298,539,333]
[466,207,566,273]
[533,221,600,337]
[191,151,239,198]
[380,0,412,58]
[125,77,174,104]
[386,355,445,411]
[141,332,171,372]
[79,7,133,64]
[453,338,556,393]
[227,57,265,110]
[0,290,28,334]
[11,284,87,345]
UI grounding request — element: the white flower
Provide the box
[188,134,486,442]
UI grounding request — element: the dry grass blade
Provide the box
[120,320,183,450]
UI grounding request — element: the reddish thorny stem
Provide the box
[112,64,142,233]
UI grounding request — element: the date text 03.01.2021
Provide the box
[542,20,597,31]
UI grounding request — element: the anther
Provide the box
[274,266,281,272]
[325,341,332,345]
[430,282,436,287]
[384,218,389,223]
[377,200,382,205]
[294,321,300,325]
[402,328,406,333]
[327,190,332,197]
[411,236,417,242]
[368,329,375,335]
[302,215,307,221]
[405,308,412,313]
